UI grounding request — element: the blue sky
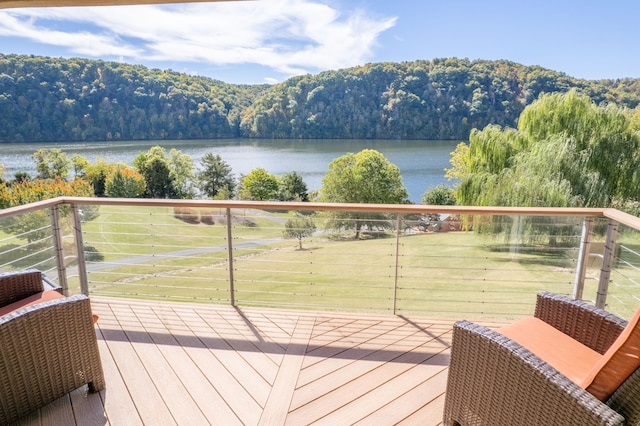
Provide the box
[1,0,638,85]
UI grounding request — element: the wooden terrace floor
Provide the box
[12,297,504,425]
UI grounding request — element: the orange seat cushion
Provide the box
[0,290,64,317]
[578,306,640,401]
[0,291,99,323]
[499,316,602,384]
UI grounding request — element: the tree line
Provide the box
[2,90,640,247]
[2,90,639,215]
[1,54,639,143]
[0,145,410,243]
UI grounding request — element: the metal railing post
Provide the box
[572,217,593,300]
[393,213,401,315]
[71,203,89,295]
[50,205,69,295]
[226,208,235,306]
[596,219,618,309]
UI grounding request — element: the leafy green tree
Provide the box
[12,171,31,183]
[143,157,174,198]
[283,214,316,250]
[421,184,456,231]
[32,148,71,180]
[422,185,456,205]
[196,153,235,199]
[448,91,640,245]
[85,160,117,197]
[321,149,408,204]
[631,108,640,131]
[134,146,176,199]
[239,168,280,201]
[104,166,146,198]
[451,91,640,210]
[279,171,309,201]
[71,154,90,179]
[168,148,196,199]
[320,149,408,238]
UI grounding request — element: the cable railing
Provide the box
[1,197,639,320]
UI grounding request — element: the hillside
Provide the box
[1,54,638,143]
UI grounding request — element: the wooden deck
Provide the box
[12,297,501,426]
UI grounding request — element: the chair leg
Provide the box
[88,381,101,393]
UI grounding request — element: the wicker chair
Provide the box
[0,269,105,424]
[443,292,640,426]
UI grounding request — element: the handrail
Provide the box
[603,208,640,230]
[0,196,608,217]
[0,198,62,219]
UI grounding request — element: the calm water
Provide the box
[0,139,460,202]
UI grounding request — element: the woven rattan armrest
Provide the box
[0,294,105,424]
[608,366,640,425]
[41,273,63,294]
[443,320,624,426]
[0,269,47,306]
[534,292,627,354]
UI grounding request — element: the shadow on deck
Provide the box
[12,297,505,425]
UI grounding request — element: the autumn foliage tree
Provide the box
[0,178,97,243]
[104,166,146,198]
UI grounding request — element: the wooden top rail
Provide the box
[0,196,612,220]
[3,196,637,231]
[64,196,609,217]
[602,208,640,230]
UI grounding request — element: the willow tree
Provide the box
[451,90,640,209]
[320,149,408,239]
[448,91,640,244]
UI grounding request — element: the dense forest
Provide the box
[1,54,639,143]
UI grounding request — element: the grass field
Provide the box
[3,204,639,320]
[71,205,599,320]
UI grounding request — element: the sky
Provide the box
[0,0,638,85]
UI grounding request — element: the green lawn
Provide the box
[3,205,639,321]
[83,208,586,320]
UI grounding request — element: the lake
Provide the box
[0,139,461,202]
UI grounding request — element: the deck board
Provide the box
[94,327,140,425]
[11,297,487,426]
[259,317,314,426]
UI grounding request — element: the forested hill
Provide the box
[1,54,639,143]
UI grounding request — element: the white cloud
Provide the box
[0,0,396,78]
